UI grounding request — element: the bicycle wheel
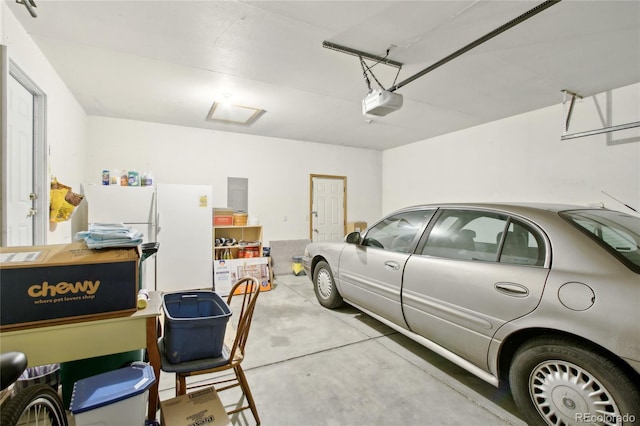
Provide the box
[0,384,68,426]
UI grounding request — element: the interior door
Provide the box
[6,74,35,246]
[310,175,345,242]
[3,55,47,248]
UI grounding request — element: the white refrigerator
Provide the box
[84,185,157,290]
[155,184,213,292]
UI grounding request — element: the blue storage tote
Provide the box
[162,291,232,364]
[70,362,155,426]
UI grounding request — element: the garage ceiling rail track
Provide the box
[388,0,562,93]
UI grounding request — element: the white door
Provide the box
[311,176,345,242]
[7,75,35,246]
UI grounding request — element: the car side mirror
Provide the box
[345,231,362,244]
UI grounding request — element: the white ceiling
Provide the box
[6,0,640,150]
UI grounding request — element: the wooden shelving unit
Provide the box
[212,225,273,295]
[213,225,263,259]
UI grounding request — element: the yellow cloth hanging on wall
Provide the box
[49,178,84,223]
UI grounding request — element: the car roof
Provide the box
[395,202,602,216]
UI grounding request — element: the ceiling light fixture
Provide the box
[206,102,265,126]
[16,0,37,17]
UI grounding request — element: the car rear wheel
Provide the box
[509,336,640,426]
[313,260,343,309]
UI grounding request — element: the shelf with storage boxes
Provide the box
[212,225,272,296]
[213,225,263,260]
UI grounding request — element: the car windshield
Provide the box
[561,209,640,273]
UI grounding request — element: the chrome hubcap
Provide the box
[316,269,333,300]
[530,360,620,425]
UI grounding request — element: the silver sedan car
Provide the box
[303,203,640,425]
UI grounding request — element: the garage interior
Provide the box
[156,273,528,425]
[1,0,639,425]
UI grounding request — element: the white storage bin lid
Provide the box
[70,363,155,414]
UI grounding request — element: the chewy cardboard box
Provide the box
[160,386,231,426]
[0,242,139,331]
[213,257,271,296]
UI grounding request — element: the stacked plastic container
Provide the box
[70,363,155,426]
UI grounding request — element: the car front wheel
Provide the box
[313,260,343,309]
[509,336,640,426]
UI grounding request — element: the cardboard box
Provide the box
[347,221,368,233]
[213,208,233,215]
[0,242,139,331]
[213,216,233,226]
[160,386,231,426]
[213,208,234,226]
[213,257,271,296]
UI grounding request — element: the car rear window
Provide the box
[561,209,640,273]
[421,209,545,266]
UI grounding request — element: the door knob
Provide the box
[27,208,37,217]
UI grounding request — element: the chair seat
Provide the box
[158,338,231,374]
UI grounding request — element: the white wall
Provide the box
[84,117,382,245]
[383,83,640,216]
[1,3,88,244]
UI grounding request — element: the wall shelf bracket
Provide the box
[560,89,640,141]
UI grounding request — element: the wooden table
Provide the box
[0,291,163,422]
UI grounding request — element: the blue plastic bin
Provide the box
[60,350,142,408]
[162,291,232,364]
[70,363,155,426]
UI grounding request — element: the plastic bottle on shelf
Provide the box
[224,248,234,260]
[145,171,154,187]
[110,169,119,185]
[102,170,110,185]
[120,170,128,186]
[128,170,140,186]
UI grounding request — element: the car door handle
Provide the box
[495,282,529,297]
[384,261,400,271]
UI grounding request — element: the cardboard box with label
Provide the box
[213,208,234,226]
[160,386,231,426]
[0,242,139,331]
[347,221,368,233]
[213,257,271,296]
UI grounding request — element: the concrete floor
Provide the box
[157,274,528,426]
